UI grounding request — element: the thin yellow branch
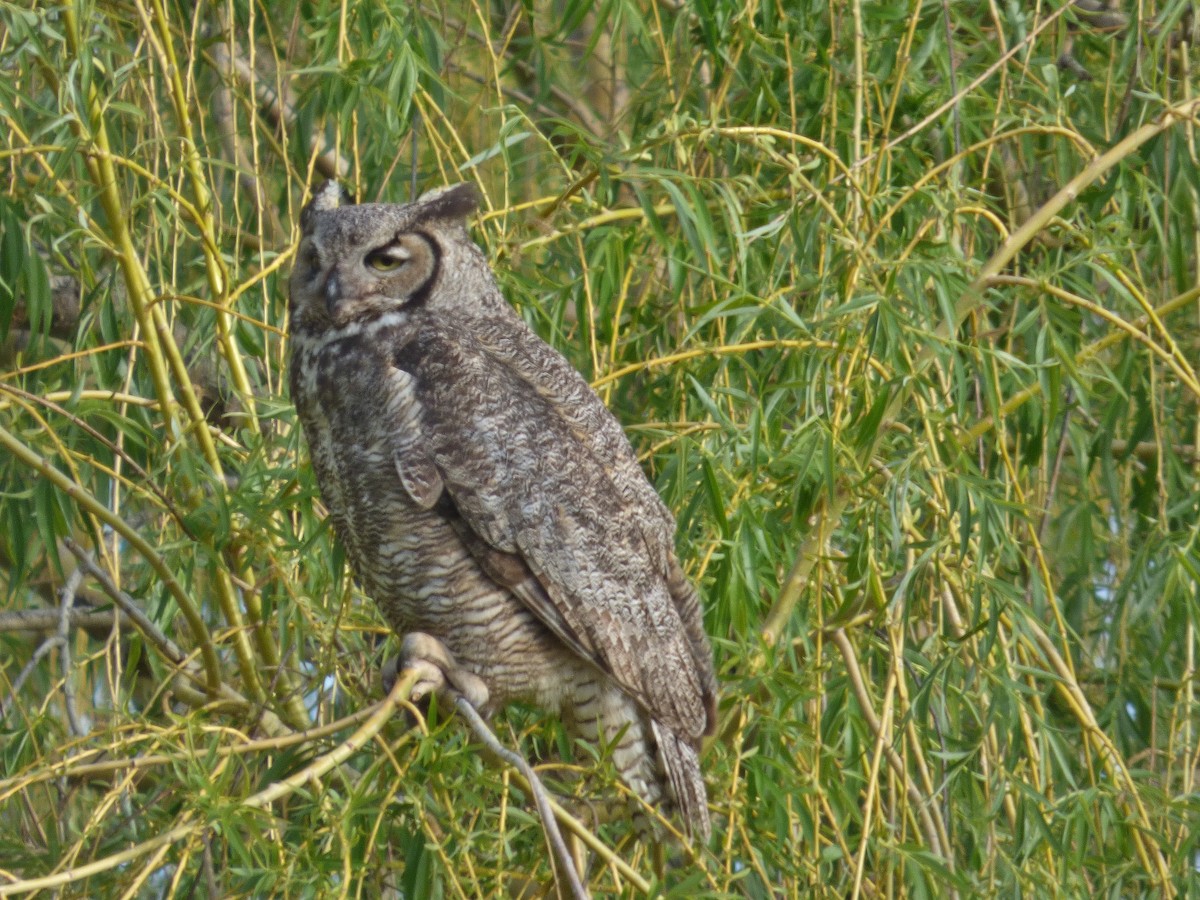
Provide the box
[0,421,223,694]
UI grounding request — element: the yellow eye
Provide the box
[365,246,408,271]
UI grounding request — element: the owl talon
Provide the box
[380,655,400,695]
[381,654,446,701]
[384,632,490,712]
[406,659,450,703]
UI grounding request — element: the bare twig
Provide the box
[208,41,350,181]
[63,538,190,668]
[0,608,121,634]
[56,566,87,736]
[61,538,293,738]
[0,633,63,723]
[453,695,590,900]
[0,566,88,731]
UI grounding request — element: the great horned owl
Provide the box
[288,181,717,839]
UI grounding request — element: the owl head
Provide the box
[288,181,488,330]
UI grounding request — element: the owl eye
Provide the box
[365,244,410,272]
[303,246,321,274]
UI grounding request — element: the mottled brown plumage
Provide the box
[288,181,716,838]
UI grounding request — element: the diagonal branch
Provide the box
[453,696,590,900]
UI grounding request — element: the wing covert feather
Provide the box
[394,320,711,739]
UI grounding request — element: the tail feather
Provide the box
[574,678,710,840]
[652,721,710,840]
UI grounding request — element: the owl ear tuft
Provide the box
[415,182,481,223]
[300,181,357,233]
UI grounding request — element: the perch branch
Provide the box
[453,695,590,900]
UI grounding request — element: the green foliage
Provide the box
[1,0,1199,895]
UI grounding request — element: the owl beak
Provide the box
[323,272,342,317]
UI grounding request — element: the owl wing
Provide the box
[471,315,718,733]
[393,320,711,741]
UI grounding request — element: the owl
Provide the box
[288,180,717,839]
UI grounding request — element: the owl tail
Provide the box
[652,721,711,841]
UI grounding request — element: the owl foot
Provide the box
[381,632,490,712]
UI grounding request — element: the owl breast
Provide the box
[290,319,583,710]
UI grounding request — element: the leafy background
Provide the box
[1,0,1199,896]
